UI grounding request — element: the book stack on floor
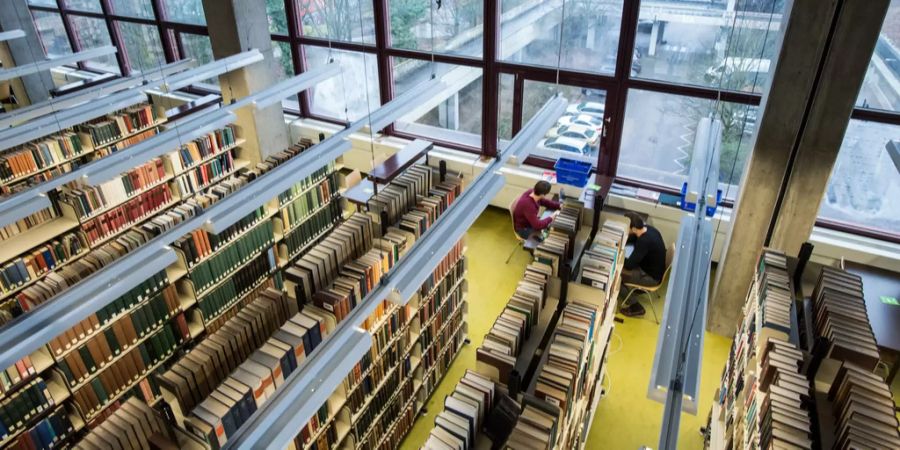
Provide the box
[287,238,468,450]
[476,261,552,384]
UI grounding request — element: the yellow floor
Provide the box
[399,207,732,449]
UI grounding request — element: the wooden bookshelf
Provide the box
[0,215,80,264]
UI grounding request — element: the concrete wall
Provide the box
[289,118,900,273]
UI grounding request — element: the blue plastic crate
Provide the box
[554,158,592,187]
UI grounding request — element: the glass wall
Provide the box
[304,46,380,121]
[856,0,900,111]
[389,0,482,56]
[31,11,71,58]
[71,15,120,74]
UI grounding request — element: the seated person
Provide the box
[620,212,666,317]
[512,181,560,240]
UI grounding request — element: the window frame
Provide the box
[26,0,900,243]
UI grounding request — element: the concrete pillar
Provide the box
[0,0,55,105]
[202,0,290,164]
[649,20,660,57]
[709,0,870,335]
[439,93,459,130]
[769,0,890,255]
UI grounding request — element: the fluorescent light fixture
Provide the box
[504,95,568,166]
[0,89,147,152]
[386,171,504,302]
[84,109,236,185]
[222,327,371,449]
[0,59,194,129]
[0,46,117,82]
[0,30,25,42]
[226,63,340,110]
[649,215,711,421]
[160,50,263,93]
[348,76,448,134]
[204,136,352,233]
[0,246,177,370]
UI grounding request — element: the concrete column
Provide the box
[709,0,842,335]
[202,0,290,164]
[0,0,55,105]
[439,93,459,130]
[769,1,889,255]
[649,20,660,57]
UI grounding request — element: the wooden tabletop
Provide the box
[368,139,432,184]
[344,179,378,206]
[843,260,900,353]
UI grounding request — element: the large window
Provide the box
[856,0,900,112]
[522,80,606,164]
[618,89,755,199]
[500,0,623,74]
[71,15,121,74]
[633,0,784,93]
[818,120,900,236]
[164,0,207,25]
[66,0,101,13]
[31,10,72,58]
[304,46,379,121]
[109,0,154,19]
[389,0,481,56]
[300,0,375,44]
[118,22,167,73]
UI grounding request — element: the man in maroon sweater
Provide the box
[512,181,561,240]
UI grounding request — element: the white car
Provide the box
[538,136,591,155]
[558,113,602,132]
[566,101,605,118]
[547,124,600,146]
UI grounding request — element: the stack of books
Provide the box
[534,233,569,277]
[424,370,496,450]
[756,251,795,343]
[0,232,86,295]
[811,267,879,371]
[75,397,170,449]
[504,395,560,450]
[476,261,551,383]
[63,158,168,219]
[580,219,627,292]
[748,340,812,449]
[548,199,583,257]
[828,364,900,448]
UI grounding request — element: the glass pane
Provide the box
[31,11,72,58]
[393,59,482,147]
[856,0,900,112]
[28,0,57,7]
[818,120,900,235]
[164,0,206,25]
[70,15,121,74]
[618,89,756,199]
[110,0,155,19]
[266,0,288,34]
[498,73,514,141]
[299,0,375,44]
[389,0,481,56]
[66,0,102,12]
[273,41,295,80]
[180,33,216,86]
[500,0,622,74]
[633,0,785,93]
[303,46,379,121]
[522,80,605,165]
[118,22,166,74]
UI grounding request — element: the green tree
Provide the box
[391,0,429,49]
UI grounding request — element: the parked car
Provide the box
[538,136,591,156]
[566,101,605,118]
[547,124,600,146]
[558,113,603,132]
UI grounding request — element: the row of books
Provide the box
[0,377,58,441]
[531,301,597,423]
[368,165,434,225]
[0,208,59,242]
[76,105,159,148]
[4,405,74,450]
[345,304,412,414]
[183,306,334,450]
[174,206,268,268]
[0,132,85,185]
[280,201,344,263]
[756,251,796,343]
[159,287,295,414]
[195,252,275,324]
[165,126,238,174]
[70,320,182,419]
[54,286,182,388]
[94,128,160,158]
[81,184,174,247]
[811,266,879,371]
[278,163,335,207]
[278,173,337,232]
[504,396,561,450]
[1,352,48,398]
[580,220,627,292]
[172,152,237,197]
[75,397,170,450]
[548,199,584,259]
[202,278,278,338]
[828,364,900,448]
[62,158,168,219]
[476,261,552,384]
[745,340,812,449]
[0,232,86,295]
[534,231,570,279]
[422,370,496,450]
[188,220,274,295]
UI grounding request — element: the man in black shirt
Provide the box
[620,212,667,317]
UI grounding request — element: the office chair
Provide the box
[505,198,540,264]
[619,242,676,324]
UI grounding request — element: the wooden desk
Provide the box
[344,179,379,206]
[367,139,432,184]
[842,260,900,382]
